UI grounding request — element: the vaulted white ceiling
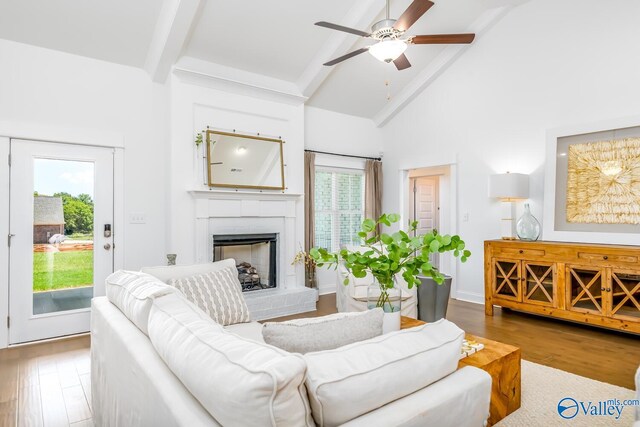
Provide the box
[0,0,530,123]
[0,0,163,67]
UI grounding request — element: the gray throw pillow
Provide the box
[168,267,250,326]
[262,309,384,354]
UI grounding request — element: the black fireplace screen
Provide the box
[212,233,277,292]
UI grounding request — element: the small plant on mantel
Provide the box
[309,213,470,312]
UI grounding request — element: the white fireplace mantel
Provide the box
[189,189,303,201]
[188,188,315,320]
[189,189,304,287]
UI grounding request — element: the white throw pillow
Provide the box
[262,309,384,353]
[105,270,177,335]
[148,293,314,427]
[303,319,464,427]
[168,267,250,326]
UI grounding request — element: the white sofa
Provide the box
[91,260,490,426]
[336,263,418,318]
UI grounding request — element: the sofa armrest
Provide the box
[341,367,491,427]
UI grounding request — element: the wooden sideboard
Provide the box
[484,240,640,334]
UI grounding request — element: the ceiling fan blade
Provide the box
[393,0,434,32]
[315,21,370,37]
[393,54,411,70]
[411,33,476,44]
[323,47,369,66]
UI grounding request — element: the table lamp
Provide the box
[488,172,529,240]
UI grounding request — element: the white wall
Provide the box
[380,0,640,303]
[0,39,168,270]
[305,106,383,157]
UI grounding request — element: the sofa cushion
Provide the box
[303,319,464,427]
[262,309,383,354]
[148,293,314,427]
[105,270,177,335]
[167,267,250,326]
[141,259,237,283]
[224,321,265,343]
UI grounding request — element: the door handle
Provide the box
[104,243,112,251]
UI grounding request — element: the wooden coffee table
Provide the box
[401,317,521,426]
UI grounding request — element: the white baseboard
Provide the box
[318,283,336,296]
[453,290,484,305]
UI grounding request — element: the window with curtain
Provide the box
[314,167,364,252]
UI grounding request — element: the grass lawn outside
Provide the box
[33,250,94,292]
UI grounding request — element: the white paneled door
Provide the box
[9,140,114,344]
[411,176,440,269]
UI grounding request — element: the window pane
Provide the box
[33,159,95,315]
[339,213,362,247]
[314,171,333,211]
[350,174,363,211]
[315,213,333,250]
[314,168,364,253]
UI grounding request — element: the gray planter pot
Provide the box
[417,275,452,322]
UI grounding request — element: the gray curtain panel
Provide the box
[365,159,383,233]
[304,152,316,259]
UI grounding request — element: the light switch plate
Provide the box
[129,212,146,224]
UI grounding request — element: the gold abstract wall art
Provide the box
[566,138,640,224]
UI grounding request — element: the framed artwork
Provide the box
[543,117,640,244]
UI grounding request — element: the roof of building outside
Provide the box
[34,196,65,225]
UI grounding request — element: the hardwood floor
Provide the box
[0,294,637,426]
[0,334,92,427]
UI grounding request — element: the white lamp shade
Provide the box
[488,173,529,200]
[369,40,407,63]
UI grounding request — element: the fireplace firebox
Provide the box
[212,233,277,292]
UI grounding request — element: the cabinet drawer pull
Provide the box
[603,256,608,260]
[519,250,524,254]
[601,287,606,292]
[606,288,611,292]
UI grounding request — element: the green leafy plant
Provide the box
[195,133,203,147]
[309,213,470,311]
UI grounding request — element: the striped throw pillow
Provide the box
[168,267,250,326]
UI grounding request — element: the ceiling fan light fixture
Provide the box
[369,39,407,63]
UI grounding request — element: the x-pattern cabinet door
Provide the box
[522,262,555,307]
[609,269,640,321]
[566,265,606,315]
[492,258,521,301]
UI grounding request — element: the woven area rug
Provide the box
[496,360,636,426]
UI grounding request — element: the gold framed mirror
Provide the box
[206,130,285,190]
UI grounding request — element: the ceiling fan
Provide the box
[315,0,475,70]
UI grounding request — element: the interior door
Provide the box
[410,176,439,268]
[9,139,114,344]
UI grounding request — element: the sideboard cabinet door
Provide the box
[566,265,606,316]
[522,262,555,307]
[492,259,521,301]
[609,269,640,321]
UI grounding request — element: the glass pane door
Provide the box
[9,139,114,344]
[566,266,605,314]
[493,259,520,300]
[33,159,95,314]
[522,263,555,306]
[610,271,640,320]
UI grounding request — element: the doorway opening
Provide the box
[405,164,457,294]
